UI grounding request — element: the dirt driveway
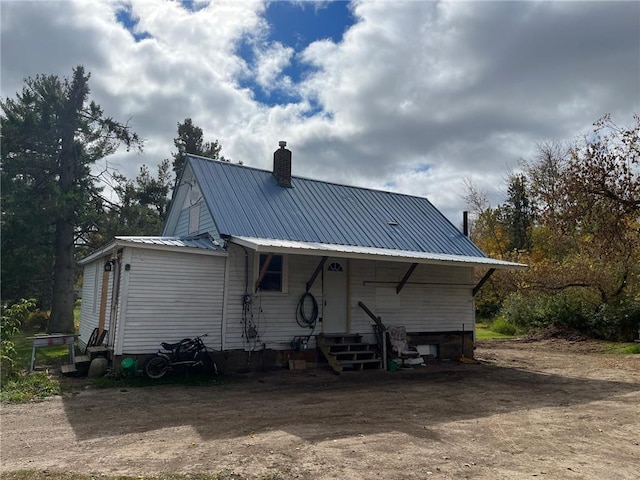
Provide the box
[2,339,639,479]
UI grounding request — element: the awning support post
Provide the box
[473,268,496,296]
[396,263,418,294]
[306,256,328,292]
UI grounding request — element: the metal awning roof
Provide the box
[79,235,226,265]
[228,236,527,270]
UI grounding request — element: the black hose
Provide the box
[296,292,318,329]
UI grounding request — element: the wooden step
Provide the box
[338,358,382,366]
[327,343,374,352]
[319,334,363,345]
[74,355,91,365]
[61,364,78,375]
[86,346,110,358]
[333,352,377,361]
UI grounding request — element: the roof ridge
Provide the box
[186,154,438,202]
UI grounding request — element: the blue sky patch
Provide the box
[180,0,207,13]
[116,5,152,42]
[236,1,355,109]
[413,163,432,173]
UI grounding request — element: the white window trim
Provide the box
[253,252,289,294]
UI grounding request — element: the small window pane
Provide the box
[328,262,343,272]
[259,254,283,291]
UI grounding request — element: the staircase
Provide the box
[317,333,382,374]
[61,346,110,376]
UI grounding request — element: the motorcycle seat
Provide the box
[161,338,193,352]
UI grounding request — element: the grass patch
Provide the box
[2,471,245,480]
[1,331,71,403]
[11,330,73,370]
[475,320,518,340]
[0,371,61,403]
[604,342,640,355]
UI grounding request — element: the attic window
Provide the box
[388,220,399,226]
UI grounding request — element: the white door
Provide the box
[323,259,348,333]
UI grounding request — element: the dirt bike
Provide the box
[143,334,217,379]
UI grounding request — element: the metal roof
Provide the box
[78,234,225,265]
[115,235,222,250]
[189,156,487,257]
[230,236,527,270]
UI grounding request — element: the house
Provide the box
[78,142,525,372]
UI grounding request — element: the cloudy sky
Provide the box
[1,0,639,224]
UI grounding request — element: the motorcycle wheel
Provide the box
[202,353,218,375]
[144,356,170,379]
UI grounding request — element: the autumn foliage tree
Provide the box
[467,115,640,339]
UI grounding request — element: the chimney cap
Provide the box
[278,140,287,148]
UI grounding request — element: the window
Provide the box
[257,253,286,292]
[328,262,344,272]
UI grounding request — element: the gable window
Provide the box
[257,253,287,292]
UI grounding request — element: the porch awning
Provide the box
[228,236,527,270]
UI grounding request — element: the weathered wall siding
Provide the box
[223,245,323,351]
[172,200,219,240]
[79,261,99,348]
[78,260,115,349]
[174,210,189,237]
[350,260,474,341]
[119,248,226,354]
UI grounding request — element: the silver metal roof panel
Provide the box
[230,236,527,270]
[189,157,486,258]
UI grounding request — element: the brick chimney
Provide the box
[273,141,292,188]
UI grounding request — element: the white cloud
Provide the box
[1,0,638,224]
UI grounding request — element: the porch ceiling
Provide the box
[228,236,527,270]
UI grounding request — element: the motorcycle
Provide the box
[143,334,217,379]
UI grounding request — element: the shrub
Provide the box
[501,291,592,331]
[500,292,640,341]
[1,298,36,380]
[490,317,519,336]
[23,309,50,332]
[590,300,640,341]
[0,371,60,403]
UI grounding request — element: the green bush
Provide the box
[0,371,60,403]
[23,309,50,332]
[500,290,591,331]
[1,298,37,380]
[590,300,640,341]
[500,291,640,341]
[490,317,519,336]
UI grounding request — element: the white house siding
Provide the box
[222,247,473,351]
[116,247,226,355]
[170,170,220,241]
[172,200,219,241]
[78,259,114,349]
[223,244,323,351]
[350,260,475,342]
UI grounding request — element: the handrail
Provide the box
[358,301,386,332]
[358,301,387,371]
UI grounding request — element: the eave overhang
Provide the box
[228,236,527,270]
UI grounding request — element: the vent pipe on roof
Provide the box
[273,141,292,188]
[463,211,469,237]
